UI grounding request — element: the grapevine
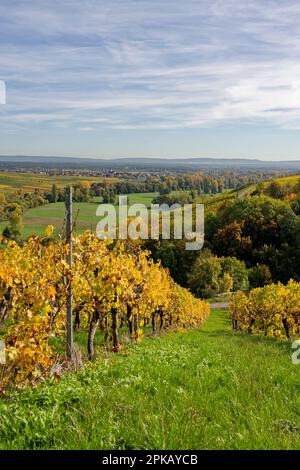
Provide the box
[0,229,209,388]
[229,281,300,339]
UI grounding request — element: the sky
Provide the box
[1,0,300,160]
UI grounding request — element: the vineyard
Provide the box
[229,280,300,338]
[0,171,119,194]
[1,309,299,450]
[0,228,209,390]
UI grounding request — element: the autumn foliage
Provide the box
[229,280,300,339]
[0,229,209,388]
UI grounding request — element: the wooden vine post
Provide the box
[65,186,73,360]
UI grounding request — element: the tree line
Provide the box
[144,182,300,297]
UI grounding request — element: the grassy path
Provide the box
[0,310,299,450]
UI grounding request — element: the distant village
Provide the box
[0,166,169,180]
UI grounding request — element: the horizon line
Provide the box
[1,155,300,163]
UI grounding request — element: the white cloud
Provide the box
[1,0,300,131]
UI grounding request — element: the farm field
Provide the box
[273,174,300,185]
[0,309,298,450]
[0,190,196,238]
[0,171,119,194]
[0,192,160,238]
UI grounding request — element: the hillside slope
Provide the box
[0,310,298,450]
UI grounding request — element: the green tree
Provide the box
[255,181,267,195]
[213,221,252,259]
[51,184,58,203]
[267,180,283,199]
[3,203,23,240]
[102,189,116,204]
[219,272,234,293]
[158,183,171,195]
[188,250,222,298]
[221,257,249,291]
[248,264,272,288]
[292,194,300,215]
[294,177,300,194]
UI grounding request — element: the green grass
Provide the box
[0,309,299,450]
[0,193,158,238]
[127,192,159,206]
[0,201,100,237]
[0,191,189,238]
[207,295,231,303]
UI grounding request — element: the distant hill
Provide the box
[1,155,300,172]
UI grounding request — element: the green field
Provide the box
[0,192,161,238]
[0,191,196,238]
[0,170,236,238]
[0,309,299,450]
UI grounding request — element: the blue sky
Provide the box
[1,0,300,160]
